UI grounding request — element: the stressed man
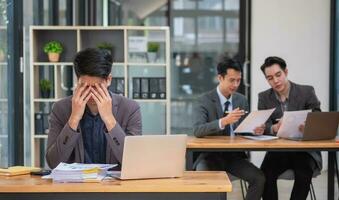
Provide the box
[193,57,265,200]
[46,48,142,169]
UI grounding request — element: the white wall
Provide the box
[250,0,331,169]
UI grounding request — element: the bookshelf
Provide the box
[30,26,171,167]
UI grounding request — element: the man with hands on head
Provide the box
[193,57,265,200]
[257,56,321,200]
[46,48,142,169]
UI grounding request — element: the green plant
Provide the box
[40,79,52,92]
[43,41,63,54]
[97,42,113,51]
[147,42,159,53]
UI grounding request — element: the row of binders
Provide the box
[109,77,166,99]
[109,78,125,96]
[133,77,166,99]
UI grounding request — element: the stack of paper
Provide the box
[0,166,41,176]
[50,162,116,183]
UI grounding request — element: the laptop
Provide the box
[278,112,339,141]
[111,134,187,180]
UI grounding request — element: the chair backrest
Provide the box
[278,169,320,180]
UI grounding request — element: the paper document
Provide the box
[50,162,117,183]
[234,108,275,134]
[277,110,311,139]
[243,135,279,141]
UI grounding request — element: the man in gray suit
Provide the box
[193,58,265,200]
[46,48,142,169]
[258,56,321,200]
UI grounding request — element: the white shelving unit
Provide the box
[30,26,171,167]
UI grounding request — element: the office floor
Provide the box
[228,171,338,199]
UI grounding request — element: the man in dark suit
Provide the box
[193,58,266,200]
[258,56,321,200]
[46,48,142,169]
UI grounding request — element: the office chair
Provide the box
[278,169,319,200]
[227,173,247,200]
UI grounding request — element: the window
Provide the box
[0,0,8,167]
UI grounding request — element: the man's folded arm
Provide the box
[46,106,81,169]
[105,102,142,164]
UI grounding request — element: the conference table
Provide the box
[0,171,232,200]
[186,136,339,200]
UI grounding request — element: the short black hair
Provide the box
[217,57,242,77]
[260,56,286,74]
[73,48,112,78]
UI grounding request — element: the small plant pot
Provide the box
[48,53,60,62]
[41,90,51,98]
[147,52,157,63]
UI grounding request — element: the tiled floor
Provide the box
[228,171,338,199]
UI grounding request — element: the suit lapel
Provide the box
[110,92,119,118]
[106,91,118,163]
[211,89,223,119]
[286,82,298,110]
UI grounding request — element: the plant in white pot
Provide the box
[43,41,63,62]
[147,42,159,63]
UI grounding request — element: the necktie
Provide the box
[223,101,231,135]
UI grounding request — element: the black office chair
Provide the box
[278,169,319,200]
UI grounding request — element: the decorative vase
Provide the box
[48,53,60,62]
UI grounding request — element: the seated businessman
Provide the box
[193,57,265,200]
[46,48,142,169]
[257,56,321,200]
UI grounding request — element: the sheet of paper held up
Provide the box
[277,110,311,139]
[234,108,275,133]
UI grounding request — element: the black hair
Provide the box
[260,56,286,74]
[73,48,112,78]
[217,57,242,77]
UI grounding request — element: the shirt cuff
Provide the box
[219,119,225,130]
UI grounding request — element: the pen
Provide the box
[224,111,249,114]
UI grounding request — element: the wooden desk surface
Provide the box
[0,171,231,193]
[187,136,339,149]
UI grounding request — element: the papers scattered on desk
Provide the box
[50,162,116,183]
[277,110,311,139]
[0,166,41,176]
[242,135,279,141]
[234,108,275,134]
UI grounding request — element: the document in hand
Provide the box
[277,110,311,139]
[50,162,116,183]
[234,108,275,134]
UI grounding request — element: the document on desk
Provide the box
[277,110,311,139]
[234,108,275,134]
[243,135,279,141]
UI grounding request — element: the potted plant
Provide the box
[147,42,159,62]
[43,40,63,62]
[40,79,52,98]
[97,42,114,59]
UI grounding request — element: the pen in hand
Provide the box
[224,110,249,114]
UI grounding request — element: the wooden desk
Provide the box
[0,171,232,200]
[186,136,339,200]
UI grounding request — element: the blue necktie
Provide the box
[223,101,231,135]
